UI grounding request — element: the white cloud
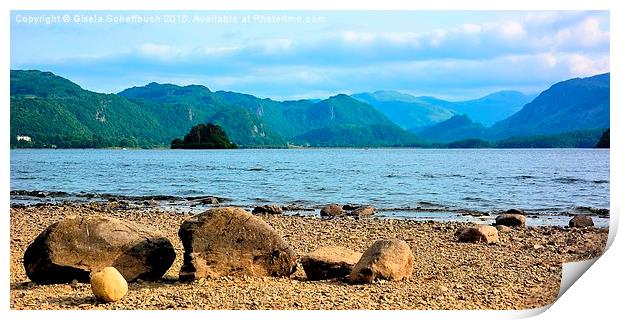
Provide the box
[15,11,609,99]
[137,43,181,60]
[566,54,610,77]
[462,23,482,34]
[496,21,527,39]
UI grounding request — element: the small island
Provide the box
[171,123,237,149]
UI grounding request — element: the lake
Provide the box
[10,148,610,227]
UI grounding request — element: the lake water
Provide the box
[10,148,610,227]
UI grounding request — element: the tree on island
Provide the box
[596,129,610,148]
[171,123,237,149]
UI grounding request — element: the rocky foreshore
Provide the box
[10,202,608,310]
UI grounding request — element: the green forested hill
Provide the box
[11,70,167,148]
[119,82,286,147]
[10,70,421,148]
[418,114,487,142]
[488,73,610,139]
[10,69,609,149]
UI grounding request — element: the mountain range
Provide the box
[351,90,535,131]
[418,73,610,142]
[10,70,610,148]
[10,70,418,148]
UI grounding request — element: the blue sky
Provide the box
[10,11,609,100]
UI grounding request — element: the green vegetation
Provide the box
[10,69,610,149]
[596,129,610,148]
[489,73,610,139]
[293,124,421,147]
[171,123,236,149]
[418,115,486,142]
[446,139,493,148]
[11,70,166,148]
[442,129,606,148]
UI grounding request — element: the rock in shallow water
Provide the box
[178,207,297,281]
[252,204,283,215]
[23,215,176,284]
[301,246,362,280]
[320,204,344,217]
[495,212,526,227]
[349,239,414,284]
[456,225,499,244]
[348,205,375,217]
[569,215,594,228]
[90,267,128,303]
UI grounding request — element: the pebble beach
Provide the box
[10,202,609,310]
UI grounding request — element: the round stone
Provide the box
[90,267,128,302]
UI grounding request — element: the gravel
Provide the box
[10,202,608,310]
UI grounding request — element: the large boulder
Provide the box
[178,207,297,281]
[301,246,362,280]
[90,267,128,303]
[569,215,594,228]
[349,239,414,284]
[495,211,526,227]
[252,204,283,215]
[320,204,344,217]
[456,225,499,244]
[23,215,176,284]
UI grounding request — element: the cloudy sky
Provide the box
[10,10,609,100]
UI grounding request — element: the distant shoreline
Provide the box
[9,145,611,150]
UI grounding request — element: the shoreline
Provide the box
[10,202,609,310]
[10,190,611,228]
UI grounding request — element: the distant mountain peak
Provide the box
[488,72,610,139]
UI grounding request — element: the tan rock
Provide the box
[178,207,297,281]
[456,225,499,244]
[320,204,344,217]
[90,267,128,303]
[349,239,414,283]
[569,215,594,228]
[349,206,375,217]
[301,246,362,280]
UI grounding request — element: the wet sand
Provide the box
[9,202,608,310]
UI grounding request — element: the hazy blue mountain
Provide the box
[418,114,487,142]
[411,73,609,143]
[352,89,534,132]
[351,91,457,132]
[488,73,610,139]
[421,91,535,126]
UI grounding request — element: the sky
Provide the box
[10,10,610,101]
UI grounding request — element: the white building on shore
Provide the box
[16,135,32,142]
